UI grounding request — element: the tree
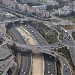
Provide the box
[10,43,18,56]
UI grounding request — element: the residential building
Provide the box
[58,6,71,15]
[16,0,45,3]
[46,0,59,6]
[32,4,47,10]
[0,46,16,75]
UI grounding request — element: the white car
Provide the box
[21,69,23,72]
[25,25,27,26]
[45,46,47,48]
[48,63,51,66]
[64,64,66,67]
[32,31,34,33]
[48,71,50,74]
[24,72,26,74]
[67,66,69,68]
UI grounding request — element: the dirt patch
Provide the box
[32,53,43,75]
[63,25,75,30]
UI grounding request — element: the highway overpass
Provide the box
[1,18,30,24]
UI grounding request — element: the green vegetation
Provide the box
[9,43,18,57]
[55,11,75,22]
[45,29,58,43]
[58,46,75,71]
[59,33,63,40]
[6,29,16,41]
[29,21,58,44]
[56,57,61,75]
[72,32,75,40]
[0,38,4,45]
[67,16,75,22]
[52,26,64,40]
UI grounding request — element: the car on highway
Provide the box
[48,63,51,66]
[67,66,69,68]
[32,30,34,33]
[48,71,50,74]
[24,72,26,74]
[25,25,27,26]
[51,46,53,48]
[65,69,67,72]
[58,43,60,45]
[64,64,66,67]
[51,51,54,54]
[45,46,47,48]
[21,69,23,72]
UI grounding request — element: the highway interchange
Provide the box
[0,3,75,75]
[19,23,72,75]
[7,21,71,75]
[8,20,56,75]
[21,24,56,75]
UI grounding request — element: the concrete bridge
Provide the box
[1,17,30,24]
[9,42,56,57]
[8,40,68,57]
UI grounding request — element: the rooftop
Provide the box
[0,46,12,60]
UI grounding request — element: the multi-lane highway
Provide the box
[5,17,72,75]
[6,19,70,75]
[20,23,72,75]
[1,3,73,75]
[8,23,31,75]
[15,25,55,75]
[21,24,56,75]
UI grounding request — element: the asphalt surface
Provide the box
[21,24,56,75]
[6,19,71,75]
[59,55,71,75]
[22,24,47,45]
[44,54,55,75]
[60,28,75,66]
[0,3,70,75]
[8,24,31,75]
[21,23,71,75]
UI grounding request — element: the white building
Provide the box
[17,0,46,3]
[2,0,11,6]
[2,0,16,8]
[32,4,47,10]
[58,6,71,15]
[72,1,75,12]
[46,0,59,6]
[68,1,75,12]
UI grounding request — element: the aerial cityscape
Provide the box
[0,0,75,75]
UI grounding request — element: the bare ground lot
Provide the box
[32,53,43,75]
